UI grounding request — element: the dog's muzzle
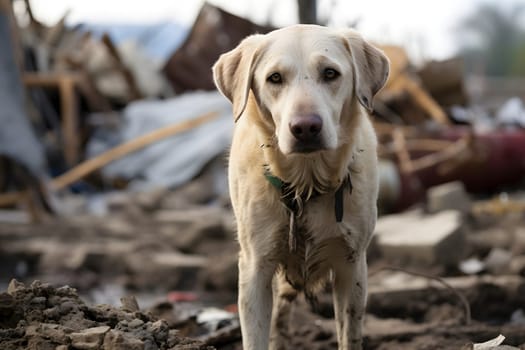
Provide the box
[288,114,324,153]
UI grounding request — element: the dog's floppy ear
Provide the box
[213,34,264,122]
[340,29,390,112]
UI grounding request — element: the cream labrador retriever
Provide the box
[213,24,389,350]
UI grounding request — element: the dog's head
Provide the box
[213,25,389,155]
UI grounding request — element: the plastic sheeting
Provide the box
[0,14,47,177]
[87,91,233,190]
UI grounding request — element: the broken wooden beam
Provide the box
[50,111,218,190]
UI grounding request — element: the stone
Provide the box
[127,318,144,328]
[150,320,169,343]
[484,248,513,274]
[427,181,471,214]
[27,336,56,350]
[374,209,466,265]
[103,330,144,350]
[120,296,140,313]
[7,279,25,295]
[70,325,110,349]
[28,324,70,344]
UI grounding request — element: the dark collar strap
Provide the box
[264,169,352,223]
[335,174,353,222]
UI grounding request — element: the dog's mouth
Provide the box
[290,140,326,153]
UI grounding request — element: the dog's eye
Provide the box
[267,72,283,84]
[323,68,340,82]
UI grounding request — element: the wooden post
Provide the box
[392,128,413,173]
[298,0,317,24]
[59,76,79,166]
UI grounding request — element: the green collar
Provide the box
[264,171,286,191]
[263,168,352,223]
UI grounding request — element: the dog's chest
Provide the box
[281,199,357,294]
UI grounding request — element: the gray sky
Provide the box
[27,0,524,61]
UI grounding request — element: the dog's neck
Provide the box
[263,146,354,200]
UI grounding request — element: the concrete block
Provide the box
[374,209,466,265]
[427,181,471,214]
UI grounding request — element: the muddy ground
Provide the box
[1,184,525,349]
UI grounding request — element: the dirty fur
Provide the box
[213,25,389,350]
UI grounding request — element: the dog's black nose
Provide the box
[289,115,323,142]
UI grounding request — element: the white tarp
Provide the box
[87,91,233,190]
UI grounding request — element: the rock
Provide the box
[7,279,25,295]
[150,320,169,343]
[70,325,110,349]
[27,336,56,350]
[484,248,513,274]
[103,329,144,350]
[120,296,140,313]
[374,209,466,265]
[0,281,215,350]
[26,323,70,344]
[127,319,144,328]
[427,181,471,214]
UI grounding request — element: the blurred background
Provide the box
[1,1,525,349]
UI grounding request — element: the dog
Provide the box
[213,24,389,350]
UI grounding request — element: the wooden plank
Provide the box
[50,111,219,190]
[380,139,455,156]
[398,74,450,125]
[392,128,413,173]
[101,33,142,101]
[409,137,469,172]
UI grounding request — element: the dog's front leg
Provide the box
[238,252,276,350]
[333,253,367,350]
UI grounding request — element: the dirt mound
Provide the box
[0,279,214,350]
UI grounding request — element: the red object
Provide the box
[224,304,238,313]
[393,128,525,211]
[417,128,525,192]
[167,291,199,302]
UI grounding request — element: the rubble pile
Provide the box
[0,280,213,350]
